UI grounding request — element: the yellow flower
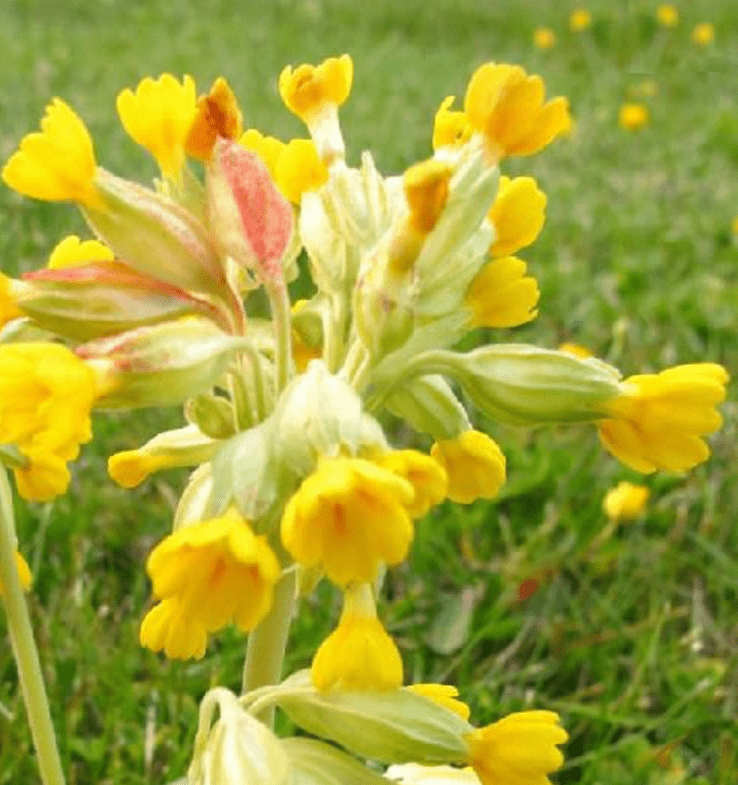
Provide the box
[407,684,470,720]
[488,175,547,257]
[569,9,592,32]
[274,138,329,204]
[108,449,172,489]
[618,103,649,131]
[0,343,98,501]
[279,54,353,124]
[140,509,281,660]
[0,552,32,598]
[371,449,448,518]
[239,128,287,180]
[464,256,539,329]
[311,582,403,691]
[431,431,506,504]
[598,364,729,473]
[0,273,22,326]
[2,98,100,207]
[692,22,715,46]
[432,96,473,151]
[116,74,197,179]
[533,27,556,49]
[185,77,243,162]
[465,711,568,785]
[558,341,592,358]
[280,456,414,586]
[656,4,679,27]
[603,481,650,521]
[464,63,570,160]
[47,234,114,269]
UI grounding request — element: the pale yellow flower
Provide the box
[488,175,547,257]
[185,77,243,161]
[618,103,649,131]
[603,481,650,521]
[431,430,506,504]
[533,27,556,49]
[569,9,592,32]
[47,234,114,269]
[279,54,353,124]
[598,364,729,473]
[140,509,281,660]
[2,98,101,207]
[464,256,539,329]
[691,22,714,46]
[466,711,568,785]
[432,96,473,151]
[656,5,679,27]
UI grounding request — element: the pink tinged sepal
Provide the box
[77,318,255,409]
[17,263,225,340]
[207,138,293,283]
[84,169,228,299]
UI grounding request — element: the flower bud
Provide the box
[185,393,237,439]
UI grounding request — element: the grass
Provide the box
[1,0,737,782]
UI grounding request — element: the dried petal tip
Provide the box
[186,77,242,161]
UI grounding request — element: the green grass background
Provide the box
[1,0,737,782]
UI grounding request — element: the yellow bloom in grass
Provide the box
[488,175,547,257]
[274,138,329,204]
[603,481,649,521]
[466,711,568,785]
[140,509,281,660]
[239,128,287,179]
[656,5,679,28]
[569,9,592,32]
[558,341,592,359]
[464,63,570,160]
[431,430,506,504]
[280,456,414,586]
[432,96,473,151]
[692,22,715,46]
[371,449,448,518]
[618,103,649,131]
[0,552,32,598]
[311,582,403,691]
[116,74,197,179]
[598,364,729,473]
[2,98,100,208]
[185,77,243,161]
[533,27,556,50]
[407,684,470,720]
[464,256,539,329]
[47,234,114,269]
[0,273,22,326]
[0,343,98,501]
[279,54,353,124]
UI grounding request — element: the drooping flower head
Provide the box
[116,74,197,179]
[140,509,281,660]
[311,582,403,691]
[431,430,506,504]
[465,711,568,785]
[464,63,570,161]
[185,77,243,161]
[2,98,101,208]
[370,449,448,518]
[280,456,414,586]
[598,363,729,473]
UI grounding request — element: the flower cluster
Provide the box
[0,53,728,784]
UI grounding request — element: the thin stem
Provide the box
[266,281,293,394]
[0,468,65,785]
[241,569,296,726]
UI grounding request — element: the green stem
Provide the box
[241,569,296,726]
[0,468,65,785]
[266,281,293,394]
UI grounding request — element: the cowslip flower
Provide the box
[598,364,728,473]
[465,711,568,785]
[464,256,539,329]
[569,9,592,32]
[432,96,473,152]
[0,343,100,501]
[603,481,649,521]
[116,74,197,180]
[370,449,448,518]
[558,341,592,358]
[692,22,715,45]
[280,456,414,586]
[273,138,329,204]
[464,63,570,160]
[533,27,556,49]
[46,234,114,269]
[656,4,679,27]
[407,684,470,720]
[108,449,177,489]
[0,552,32,598]
[311,582,403,691]
[488,175,546,257]
[2,98,101,208]
[239,128,286,180]
[431,430,506,504]
[185,77,243,161]
[140,509,281,660]
[618,103,649,131]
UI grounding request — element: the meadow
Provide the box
[0,0,737,782]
